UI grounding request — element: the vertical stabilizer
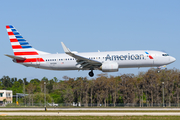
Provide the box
[6,25,47,63]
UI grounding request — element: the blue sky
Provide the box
[0,0,179,81]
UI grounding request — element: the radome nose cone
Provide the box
[171,57,176,63]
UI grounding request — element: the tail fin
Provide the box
[6,25,48,57]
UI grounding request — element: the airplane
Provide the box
[5,25,176,77]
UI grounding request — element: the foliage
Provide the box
[1,68,180,107]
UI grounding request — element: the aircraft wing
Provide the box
[61,42,102,69]
[4,54,26,60]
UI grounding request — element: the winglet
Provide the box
[61,42,71,53]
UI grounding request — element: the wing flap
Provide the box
[61,42,102,68]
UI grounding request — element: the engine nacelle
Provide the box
[100,61,119,72]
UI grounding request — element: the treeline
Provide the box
[1,68,180,106]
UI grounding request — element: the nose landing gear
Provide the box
[89,70,94,77]
[157,67,161,73]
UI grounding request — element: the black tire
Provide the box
[89,71,94,77]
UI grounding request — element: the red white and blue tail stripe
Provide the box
[6,25,48,63]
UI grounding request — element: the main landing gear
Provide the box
[89,70,94,77]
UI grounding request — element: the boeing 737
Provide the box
[5,25,176,77]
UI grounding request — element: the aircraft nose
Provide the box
[170,57,176,63]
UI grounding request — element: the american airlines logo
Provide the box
[105,53,145,61]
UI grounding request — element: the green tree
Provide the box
[11,81,23,94]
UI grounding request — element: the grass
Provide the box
[0,116,180,120]
[1,110,180,112]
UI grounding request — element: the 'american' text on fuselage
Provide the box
[105,53,145,61]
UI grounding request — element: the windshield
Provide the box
[162,54,169,56]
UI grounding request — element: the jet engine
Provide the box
[100,61,119,72]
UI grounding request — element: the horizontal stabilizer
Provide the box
[4,54,26,60]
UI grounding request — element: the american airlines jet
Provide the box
[5,25,176,77]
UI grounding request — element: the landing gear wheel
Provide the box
[157,67,161,73]
[89,71,94,77]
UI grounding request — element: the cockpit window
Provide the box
[162,54,169,56]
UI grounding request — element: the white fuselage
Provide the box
[19,50,176,71]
